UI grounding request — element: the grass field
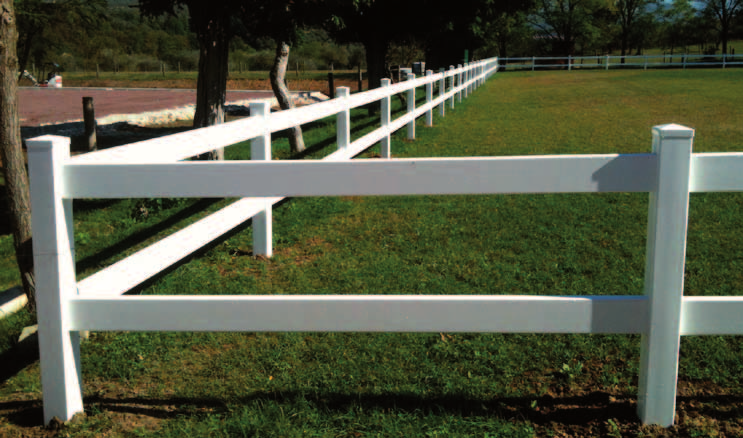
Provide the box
[2,69,743,437]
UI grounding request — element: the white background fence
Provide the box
[500,54,743,71]
[26,56,743,428]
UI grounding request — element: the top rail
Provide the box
[69,59,498,165]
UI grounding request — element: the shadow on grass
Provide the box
[0,343,38,386]
[74,198,222,275]
[4,391,743,428]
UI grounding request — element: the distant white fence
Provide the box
[500,53,743,71]
[26,56,743,429]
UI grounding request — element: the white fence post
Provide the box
[470,64,477,93]
[637,124,694,427]
[449,66,455,109]
[457,64,463,103]
[463,63,469,99]
[605,54,610,70]
[468,64,474,94]
[27,136,84,424]
[644,55,648,70]
[381,78,391,158]
[425,70,433,127]
[438,69,446,117]
[336,86,350,150]
[531,56,535,71]
[250,102,272,257]
[568,55,572,71]
[406,72,416,140]
[474,63,479,90]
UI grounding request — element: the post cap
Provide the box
[25,135,70,150]
[249,100,271,116]
[652,124,695,139]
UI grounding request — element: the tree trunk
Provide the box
[620,34,628,64]
[363,37,389,116]
[270,41,305,154]
[1,0,35,309]
[16,30,33,81]
[364,37,389,92]
[192,5,229,160]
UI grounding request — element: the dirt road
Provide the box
[19,87,276,126]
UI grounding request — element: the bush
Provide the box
[247,50,275,71]
[166,50,199,71]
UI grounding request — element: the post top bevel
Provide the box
[249,100,271,110]
[653,124,695,139]
[26,135,71,150]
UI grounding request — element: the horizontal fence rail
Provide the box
[24,53,743,430]
[499,54,743,72]
[63,154,659,198]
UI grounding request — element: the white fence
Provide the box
[27,58,495,423]
[26,56,743,428]
[500,53,743,71]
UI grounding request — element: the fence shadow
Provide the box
[3,390,743,428]
[0,341,39,386]
[74,198,222,275]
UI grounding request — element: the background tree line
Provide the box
[16,0,743,79]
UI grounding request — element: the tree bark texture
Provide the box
[364,36,389,92]
[1,0,35,308]
[270,41,305,154]
[362,36,389,116]
[191,3,229,160]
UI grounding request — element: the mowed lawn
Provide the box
[1,69,743,437]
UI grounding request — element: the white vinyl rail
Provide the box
[25,56,743,428]
[500,53,743,71]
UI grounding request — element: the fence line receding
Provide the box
[25,56,743,429]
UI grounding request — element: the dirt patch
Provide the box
[2,371,743,436]
[220,236,332,279]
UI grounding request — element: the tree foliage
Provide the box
[15,0,107,75]
[702,0,743,54]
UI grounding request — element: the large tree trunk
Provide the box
[363,37,389,92]
[191,4,229,160]
[270,41,304,154]
[362,37,389,116]
[1,0,35,309]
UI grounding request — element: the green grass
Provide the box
[2,69,743,437]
